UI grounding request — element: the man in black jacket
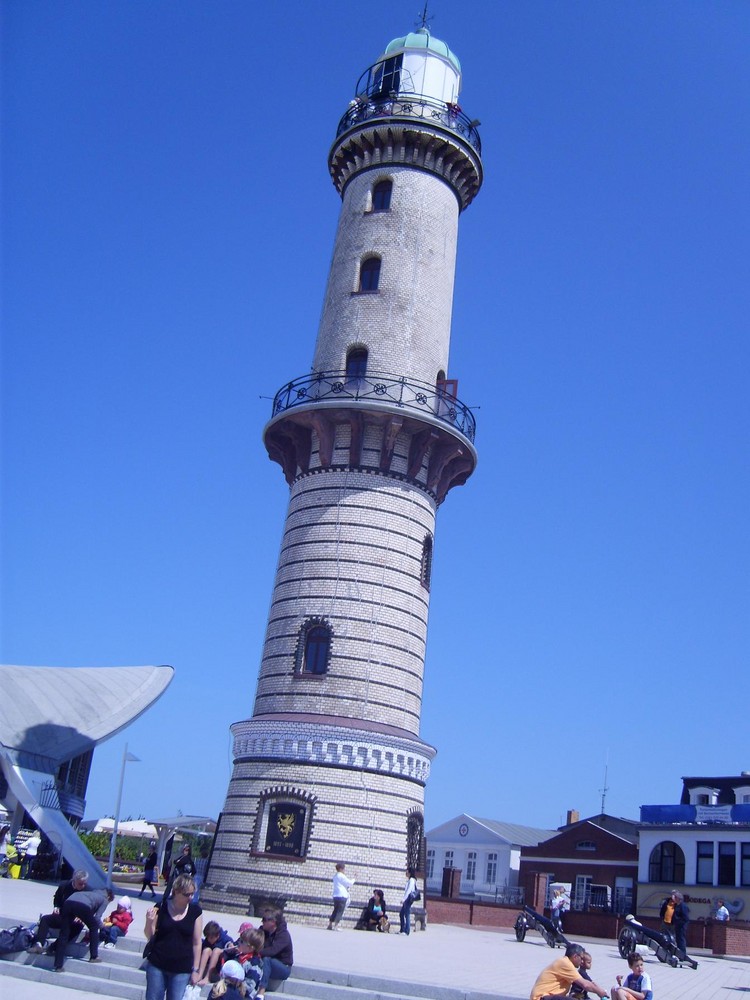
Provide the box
[670,891,690,954]
[28,869,89,953]
[258,909,294,996]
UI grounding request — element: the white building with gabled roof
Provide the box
[426,813,556,900]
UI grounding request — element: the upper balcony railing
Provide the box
[271,370,476,444]
[335,93,482,156]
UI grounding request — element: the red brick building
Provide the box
[518,812,639,914]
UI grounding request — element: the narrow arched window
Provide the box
[372,180,392,212]
[296,618,332,676]
[346,347,368,381]
[359,256,381,292]
[304,627,329,674]
[406,809,425,876]
[420,535,433,590]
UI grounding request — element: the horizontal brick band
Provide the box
[231,716,435,784]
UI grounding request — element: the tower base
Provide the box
[201,715,434,923]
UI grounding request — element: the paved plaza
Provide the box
[2,877,747,1000]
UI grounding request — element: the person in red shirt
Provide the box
[101,896,134,948]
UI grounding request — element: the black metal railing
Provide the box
[271,370,476,443]
[336,93,481,155]
[474,886,526,905]
[40,781,62,810]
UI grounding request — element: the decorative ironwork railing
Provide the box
[336,93,481,155]
[40,781,62,810]
[271,370,476,443]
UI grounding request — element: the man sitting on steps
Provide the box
[530,943,609,1000]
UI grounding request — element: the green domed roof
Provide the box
[384,27,461,73]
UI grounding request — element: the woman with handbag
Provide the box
[398,868,419,936]
[143,874,203,1000]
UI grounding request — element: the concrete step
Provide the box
[279,974,463,1000]
[0,956,505,1000]
[0,959,145,1000]
[1,916,505,1000]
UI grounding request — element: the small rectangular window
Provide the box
[718,843,736,886]
[466,851,477,881]
[696,841,713,884]
[741,843,750,886]
[426,849,435,879]
[486,853,497,884]
[573,875,592,910]
[372,180,392,212]
[443,850,454,868]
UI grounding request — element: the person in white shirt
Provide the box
[20,831,42,879]
[714,899,730,921]
[327,862,354,931]
[399,868,418,935]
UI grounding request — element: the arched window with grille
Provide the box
[295,618,333,676]
[359,256,381,292]
[406,809,425,875]
[649,841,685,883]
[372,179,392,212]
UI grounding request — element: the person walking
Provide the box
[140,845,158,899]
[327,862,354,931]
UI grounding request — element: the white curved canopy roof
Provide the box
[0,664,174,765]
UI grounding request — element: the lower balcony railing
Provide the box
[271,370,476,443]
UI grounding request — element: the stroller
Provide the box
[0,844,22,879]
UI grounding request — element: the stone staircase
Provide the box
[0,920,505,1000]
[0,931,147,999]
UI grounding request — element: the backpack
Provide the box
[0,925,35,954]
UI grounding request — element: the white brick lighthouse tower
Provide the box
[204,25,482,922]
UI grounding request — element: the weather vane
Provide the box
[416,1,433,31]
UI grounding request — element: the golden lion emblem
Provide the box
[277,813,295,838]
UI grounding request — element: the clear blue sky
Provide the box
[3,1,748,832]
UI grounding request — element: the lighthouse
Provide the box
[203,24,482,923]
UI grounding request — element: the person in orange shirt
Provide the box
[659,894,676,940]
[530,944,609,1000]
